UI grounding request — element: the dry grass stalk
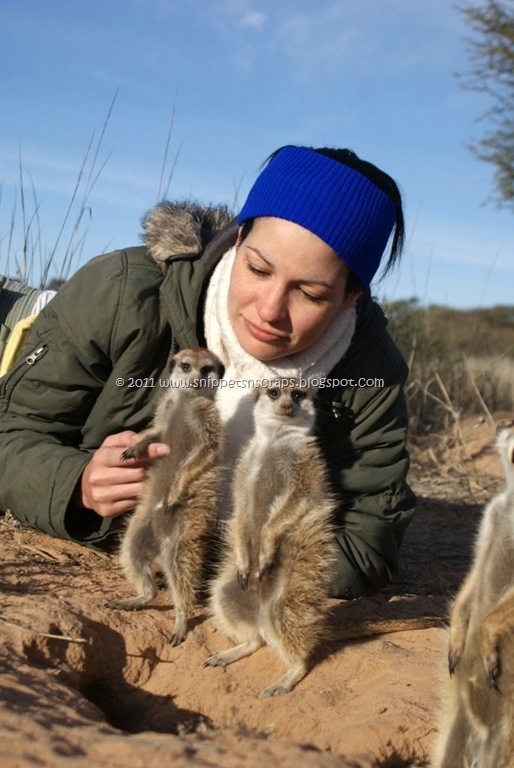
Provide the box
[1,93,117,287]
[463,354,496,427]
[434,373,480,489]
[0,615,88,644]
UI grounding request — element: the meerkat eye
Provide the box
[267,388,280,399]
[291,390,306,403]
[181,362,191,372]
[200,365,214,376]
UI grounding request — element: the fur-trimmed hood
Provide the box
[140,201,234,268]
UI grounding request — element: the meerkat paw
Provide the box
[204,638,264,668]
[447,595,472,676]
[258,562,273,582]
[480,627,502,689]
[170,630,186,647]
[448,646,463,676]
[237,569,250,591]
[170,611,187,647]
[258,543,277,580]
[121,445,140,461]
[485,650,501,690]
[448,631,469,676]
[257,550,277,582]
[259,663,307,698]
[259,676,299,698]
[235,551,251,590]
[481,640,501,691]
[259,681,291,698]
[120,433,157,461]
[204,650,232,668]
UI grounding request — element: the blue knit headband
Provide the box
[237,146,397,290]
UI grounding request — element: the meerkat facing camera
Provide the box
[205,381,337,698]
[108,347,224,646]
[432,422,514,768]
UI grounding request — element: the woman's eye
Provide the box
[301,290,324,303]
[248,263,268,277]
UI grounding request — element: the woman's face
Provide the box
[227,217,360,361]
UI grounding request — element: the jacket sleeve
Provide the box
[0,250,149,546]
[318,371,415,600]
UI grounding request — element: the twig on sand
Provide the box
[0,615,88,644]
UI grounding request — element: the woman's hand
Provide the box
[74,431,170,518]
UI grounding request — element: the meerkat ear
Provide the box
[168,355,177,374]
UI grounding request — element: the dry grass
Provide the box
[385,298,514,438]
[465,355,514,412]
[1,96,117,288]
[0,100,189,291]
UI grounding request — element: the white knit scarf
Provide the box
[204,245,356,521]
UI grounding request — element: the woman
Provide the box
[0,144,415,599]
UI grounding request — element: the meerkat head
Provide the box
[168,347,224,395]
[496,421,514,489]
[255,381,317,433]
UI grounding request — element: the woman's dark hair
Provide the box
[239,145,405,295]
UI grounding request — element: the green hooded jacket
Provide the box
[0,203,415,599]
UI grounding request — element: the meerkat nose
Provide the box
[280,404,294,417]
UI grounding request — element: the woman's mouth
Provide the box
[244,318,286,343]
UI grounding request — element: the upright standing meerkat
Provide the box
[432,422,514,768]
[205,381,338,698]
[108,347,224,646]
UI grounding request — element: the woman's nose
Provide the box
[256,288,288,324]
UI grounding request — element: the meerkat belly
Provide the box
[244,445,285,517]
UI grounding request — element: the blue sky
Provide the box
[1,0,512,308]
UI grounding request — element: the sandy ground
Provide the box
[0,413,510,768]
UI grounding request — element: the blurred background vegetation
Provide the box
[384,297,514,435]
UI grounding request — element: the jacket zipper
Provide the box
[25,344,47,365]
[0,342,48,411]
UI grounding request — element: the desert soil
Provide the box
[0,413,510,768]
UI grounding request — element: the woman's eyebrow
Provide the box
[246,245,273,265]
[245,245,336,290]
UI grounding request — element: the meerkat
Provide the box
[432,421,514,768]
[107,347,224,646]
[204,381,338,698]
